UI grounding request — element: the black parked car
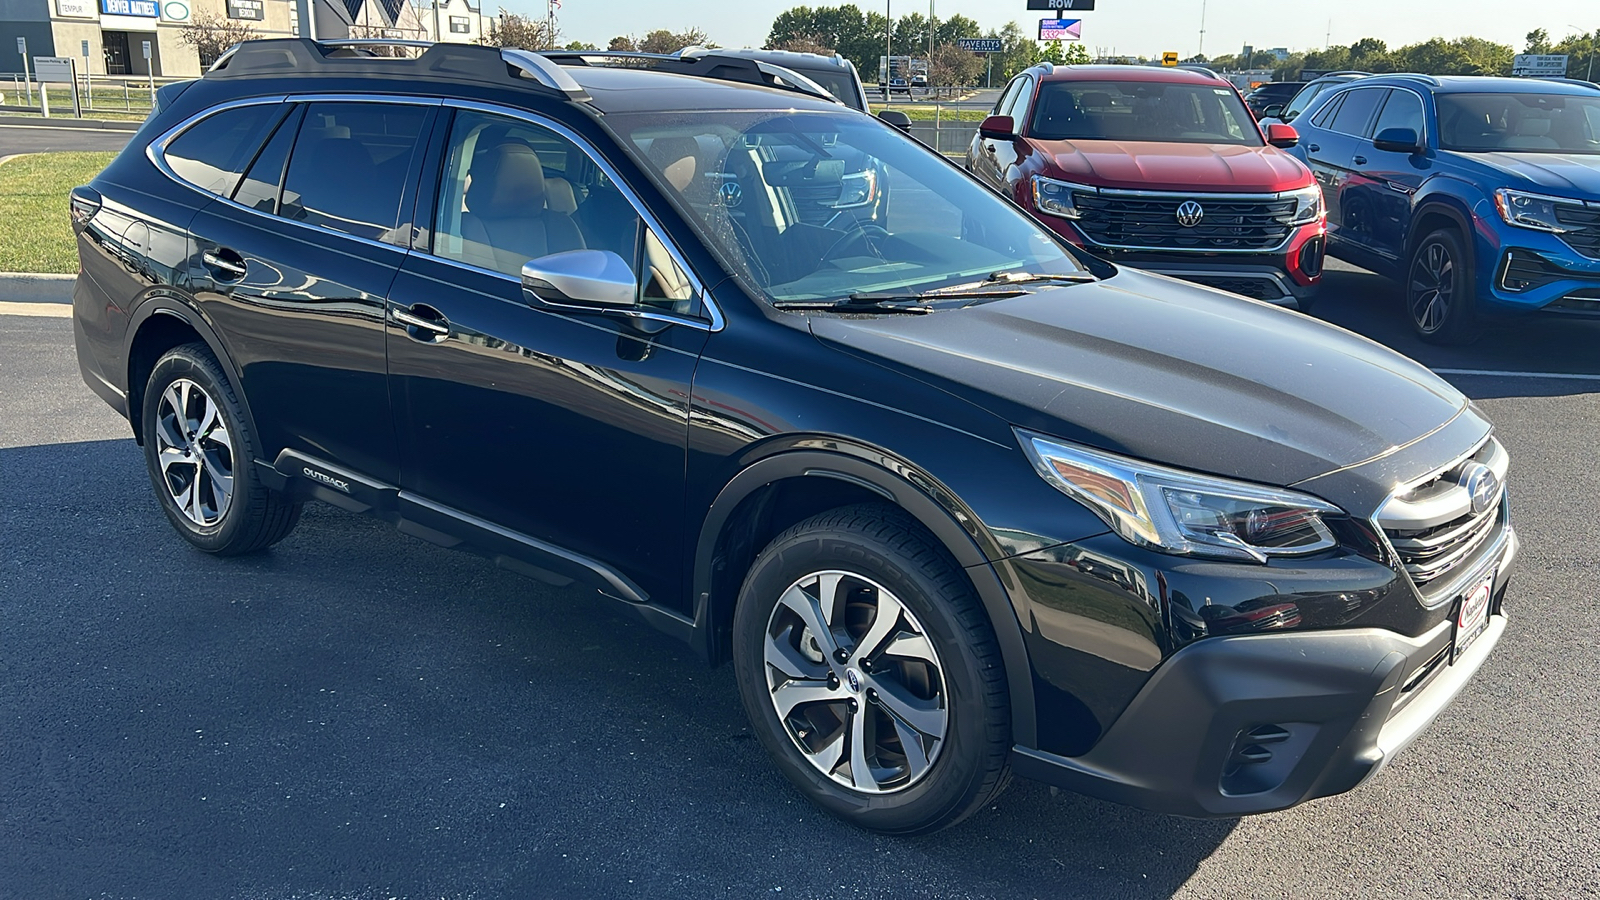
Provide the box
[71,38,1515,834]
[1244,81,1306,118]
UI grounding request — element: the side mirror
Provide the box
[1260,103,1285,119]
[1265,123,1299,149]
[877,109,911,131]
[1373,126,1423,154]
[521,249,637,308]
[979,114,1016,139]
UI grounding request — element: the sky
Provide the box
[535,0,1598,59]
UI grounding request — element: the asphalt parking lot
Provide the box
[2,261,1598,899]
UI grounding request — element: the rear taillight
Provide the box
[69,185,101,228]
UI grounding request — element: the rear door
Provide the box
[185,97,436,485]
[1345,87,1430,263]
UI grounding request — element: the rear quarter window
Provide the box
[162,103,285,197]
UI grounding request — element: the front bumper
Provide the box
[1012,527,1516,818]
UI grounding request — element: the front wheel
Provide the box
[732,504,1011,834]
[1407,228,1481,344]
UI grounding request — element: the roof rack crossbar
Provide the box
[536,51,837,103]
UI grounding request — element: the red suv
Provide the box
[968,64,1326,309]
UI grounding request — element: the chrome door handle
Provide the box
[202,251,247,278]
[391,305,450,337]
[1352,155,1368,165]
[1307,143,1320,153]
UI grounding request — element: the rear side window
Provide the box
[163,103,284,197]
[279,102,430,241]
[1329,88,1386,137]
[232,105,303,213]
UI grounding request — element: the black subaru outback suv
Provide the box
[71,39,1515,834]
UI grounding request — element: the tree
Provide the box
[771,35,835,56]
[180,12,258,70]
[564,40,599,51]
[1524,29,1551,55]
[767,5,887,78]
[481,10,557,50]
[1059,42,1091,65]
[928,43,982,87]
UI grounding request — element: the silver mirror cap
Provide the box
[521,249,637,308]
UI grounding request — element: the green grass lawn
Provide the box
[871,104,988,122]
[0,152,117,274]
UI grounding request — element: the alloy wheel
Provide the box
[1409,240,1455,335]
[153,378,235,526]
[762,570,948,794]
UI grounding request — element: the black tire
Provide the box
[732,503,1010,834]
[141,343,301,555]
[1407,227,1481,345]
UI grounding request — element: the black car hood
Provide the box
[810,268,1468,490]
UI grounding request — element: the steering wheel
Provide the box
[821,222,890,262]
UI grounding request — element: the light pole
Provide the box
[885,0,892,98]
[1565,25,1595,83]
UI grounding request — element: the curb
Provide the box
[0,272,75,304]
[0,114,141,132]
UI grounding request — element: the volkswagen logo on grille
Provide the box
[1463,463,1500,515]
[1175,200,1205,228]
[718,181,743,208]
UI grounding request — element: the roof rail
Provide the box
[500,48,589,100]
[1175,64,1228,81]
[1538,77,1600,91]
[319,38,434,53]
[1385,72,1441,86]
[538,50,839,103]
[1322,70,1372,77]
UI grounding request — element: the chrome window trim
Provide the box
[145,94,290,199]
[1035,177,1311,254]
[433,98,724,332]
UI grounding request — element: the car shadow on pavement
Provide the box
[1313,266,1600,400]
[1,438,1234,900]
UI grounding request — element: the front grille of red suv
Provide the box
[1073,190,1297,252]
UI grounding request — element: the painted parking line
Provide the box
[1434,367,1600,383]
[0,301,70,317]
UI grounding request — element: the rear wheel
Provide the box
[732,504,1010,834]
[1407,228,1481,345]
[141,343,301,555]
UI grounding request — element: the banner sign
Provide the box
[1028,0,1094,8]
[101,0,160,16]
[957,38,1003,53]
[226,0,263,18]
[1039,19,1082,41]
[1511,54,1568,77]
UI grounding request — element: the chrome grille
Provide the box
[1555,202,1600,259]
[1073,192,1297,252]
[1377,437,1509,593]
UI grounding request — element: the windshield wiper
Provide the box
[980,270,1099,286]
[773,288,1030,314]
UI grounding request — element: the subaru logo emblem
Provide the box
[845,669,861,693]
[1462,463,1500,515]
[718,181,743,208]
[1175,201,1205,228]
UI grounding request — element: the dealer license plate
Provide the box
[1452,569,1494,663]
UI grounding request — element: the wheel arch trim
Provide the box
[123,295,259,448]
[691,446,1038,748]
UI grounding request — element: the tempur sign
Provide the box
[56,0,96,17]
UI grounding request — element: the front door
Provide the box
[1304,86,1387,251]
[187,98,435,484]
[385,106,711,613]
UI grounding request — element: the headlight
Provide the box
[1493,189,1573,233]
[1282,185,1324,225]
[1031,176,1084,219]
[1019,430,1342,563]
[832,167,879,208]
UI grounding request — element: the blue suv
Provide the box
[1291,74,1600,343]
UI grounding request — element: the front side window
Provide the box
[1372,89,1426,141]
[279,101,430,241]
[1436,92,1600,154]
[1027,81,1259,145]
[163,103,284,196]
[608,110,1086,306]
[793,66,865,112]
[431,110,698,315]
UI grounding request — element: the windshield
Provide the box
[1028,81,1262,145]
[1436,92,1600,154]
[606,110,1086,306]
[790,66,865,111]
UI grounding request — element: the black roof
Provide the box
[567,65,842,114]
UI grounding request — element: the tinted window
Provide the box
[1002,77,1033,118]
[432,110,640,278]
[1028,81,1260,145]
[1310,91,1343,127]
[1436,92,1600,154]
[793,65,863,111]
[1282,82,1324,119]
[1372,89,1426,142]
[232,105,303,213]
[1328,88,1386,137]
[993,78,1022,115]
[164,103,284,196]
[279,102,429,241]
